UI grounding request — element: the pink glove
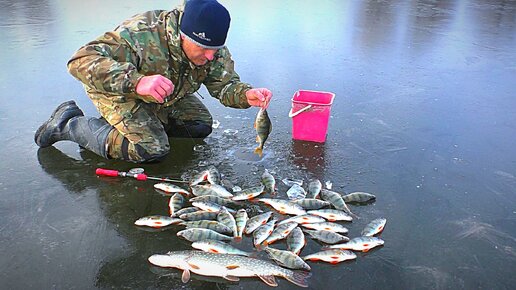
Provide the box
[136,75,174,103]
[246,88,272,109]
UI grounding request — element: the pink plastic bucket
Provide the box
[289,90,335,143]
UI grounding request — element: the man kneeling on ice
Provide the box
[35,0,271,163]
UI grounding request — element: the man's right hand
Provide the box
[135,75,174,103]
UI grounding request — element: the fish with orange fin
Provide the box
[303,249,356,264]
[191,239,251,256]
[326,236,384,252]
[254,108,272,157]
[361,218,387,237]
[134,215,183,228]
[148,250,310,287]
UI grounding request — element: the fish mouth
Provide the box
[148,254,176,267]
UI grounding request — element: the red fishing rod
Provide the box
[96,168,189,183]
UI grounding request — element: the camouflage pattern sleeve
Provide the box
[204,47,252,109]
[67,31,144,98]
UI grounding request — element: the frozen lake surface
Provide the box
[1,0,515,289]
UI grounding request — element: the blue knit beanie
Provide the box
[180,0,231,49]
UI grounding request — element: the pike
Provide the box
[254,108,272,157]
[303,249,356,264]
[134,215,183,228]
[361,218,387,237]
[148,250,310,287]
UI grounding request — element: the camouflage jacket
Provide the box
[67,8,252,109]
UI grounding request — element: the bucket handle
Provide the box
[288,104,312,118]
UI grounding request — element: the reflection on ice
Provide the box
[404,266,453,289]
[227,147,271,163]
[452,218,516,257]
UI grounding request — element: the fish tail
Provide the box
[284,270,311,288]
[254,147,263,157]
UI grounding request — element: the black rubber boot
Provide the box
[35,101,112,158]
[35,100,84,147]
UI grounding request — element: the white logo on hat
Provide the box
[193,31,211,42]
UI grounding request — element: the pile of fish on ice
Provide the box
[136,165,386,287]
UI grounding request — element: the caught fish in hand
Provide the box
[254,108,272,157]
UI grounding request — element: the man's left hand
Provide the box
[246,88,272,109]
